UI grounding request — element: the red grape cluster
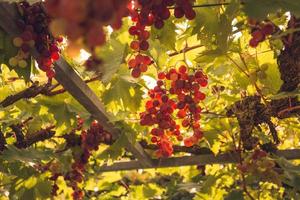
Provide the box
[13,1,62,79]
[168,66,207,147]
[128,54,153,78]
[140,80,178,157]
[248,19,275,48]
[51,119,113,199]
[44,0,129,69]
[127,0,196,77]
[140,65,208,157]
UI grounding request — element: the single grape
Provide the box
[131,68,141,78]
[46,69,56,78]
[18,59,27,68]
[9,57,18,67]
[13,37,23,47]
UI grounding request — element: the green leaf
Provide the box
[0,28,5,49]
[243,0,300,20]
[292,175,300,191]
[191,2,239,54]
[275,157,300,191]
[0,158,36,178]
[97,132,127,160]
[151,19,177,50]
[20,189,35,200]
[96,39,128,83]
[192,8,219,39]
[200,175,219,193]
[270,88,300,100]
[225,190,244,200]
[34,179,52,198]
[24,176,37,189]
[37,94,78,127]
[1,145,53,163]
[102,76,144,112]
[0,27,32,81]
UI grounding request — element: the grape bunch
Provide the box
[248,19,275,48]
[140,65,208,157]
[140,80,178,157]
[167,66,207,147]
[128,54,153,78]
[44,0,129,69]
[128,0,196,77]
[11,1,62,79]
[237,149,280,185]
[129,0,196,29]
[51,119,113,199]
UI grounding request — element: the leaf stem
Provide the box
[226,55,249,77]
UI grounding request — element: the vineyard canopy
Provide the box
[0,1,300,200]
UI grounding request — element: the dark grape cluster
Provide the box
[45,0,129,69]
[51,118,113,199]
[128,0,196,77]
[248,19,275,48]
[12,1,62,78]
[140,65,208,157]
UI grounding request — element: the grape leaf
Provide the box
[151,19,177,50]
[1,145,54,163]
[102,76,144,112]
[243,0,300,20]
[225,190,244,200]
[96,39,128,83]
[36,94,78,127]
[0,27,32,81]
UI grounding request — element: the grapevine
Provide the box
[0,1,300,200]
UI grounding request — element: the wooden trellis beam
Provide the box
[0,2,153,167]
[96,149,300,172]
[53,58,153,167]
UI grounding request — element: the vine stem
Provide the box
[137,2,242,11]
[226,54,249,77]
[226,54,268,104]
[168,44,203,57]
[278,105,300,117]
[0,177,18,187]
[241,173,256,200]
[168,2,244,9]
[230,123,256,200]
[237,146,256,200]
